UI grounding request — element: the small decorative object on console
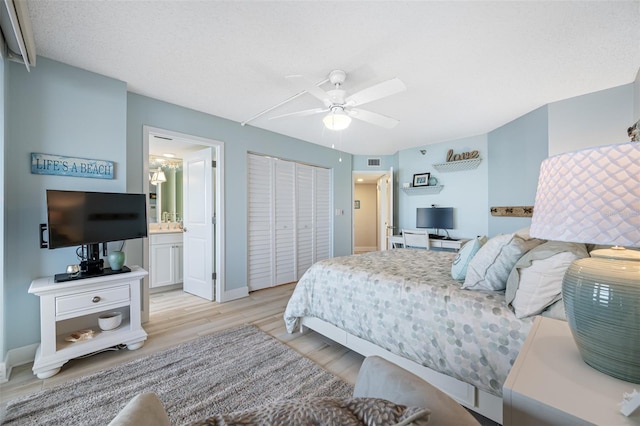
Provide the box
[65,329,95,342]
[620,389,640,416]
[98,312,123,331]
[108,251,125,271]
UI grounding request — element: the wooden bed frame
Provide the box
[300,316,504,424]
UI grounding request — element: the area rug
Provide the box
[2,324,354,425]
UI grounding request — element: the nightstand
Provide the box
[503,316,640,425]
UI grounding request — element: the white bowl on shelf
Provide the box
[98,312,122,331]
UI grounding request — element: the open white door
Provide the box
[387,167,394,247]
[378,167,394,251]
[183,147,214,301]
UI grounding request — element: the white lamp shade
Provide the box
[530,141,640,383]
[530,142,640,247]
[323,110,352,131]
[150,170,167,185]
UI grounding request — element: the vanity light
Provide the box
[150,169,167,185]
[163,153,176,158]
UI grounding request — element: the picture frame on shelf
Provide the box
[412,172,430,187]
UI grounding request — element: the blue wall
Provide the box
[635,69,640,119]
[396,136,489,240]
[352,154,398,171]
[2,56,637,362]
[488,106,549,236]
[1,57,6,364]
[2,58,353,354]
[5,58,128,350]
[126,93,353,292]
[548,84,634,156]
[356,81,635,242]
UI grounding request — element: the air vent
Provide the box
[367,158,381,167]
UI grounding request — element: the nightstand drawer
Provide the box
[55,285,130,317]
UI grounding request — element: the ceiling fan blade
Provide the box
[286,75,331,107]
[345,77,406,107]
[269,107,327,120]
[347,108,400,129]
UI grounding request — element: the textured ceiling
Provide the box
[26,1,640,155]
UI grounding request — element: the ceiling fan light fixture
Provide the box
[323,108,351,131]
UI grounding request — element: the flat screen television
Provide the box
[46,190,148,279]
[416,207,454,238]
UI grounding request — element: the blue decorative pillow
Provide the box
[451,236,487,281]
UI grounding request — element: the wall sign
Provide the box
[490,206,534,217]
[446,149,480,162]
[31,153,114,179]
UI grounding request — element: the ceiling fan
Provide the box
[270,70,406,130]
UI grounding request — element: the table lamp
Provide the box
[529,141,640,383]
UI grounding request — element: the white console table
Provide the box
[503,316,640,425]
[28,266,148,379]
[388,235,467,251]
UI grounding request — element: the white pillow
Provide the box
[541,299,567,321]
[511,251,579,318]
[505,241,588,318]
[451,236,487,281]
[462,233,543,291]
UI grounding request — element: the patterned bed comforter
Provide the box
[283,249,535,397]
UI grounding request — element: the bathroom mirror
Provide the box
[149,156,183,223]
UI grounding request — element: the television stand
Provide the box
[28,266,148,379]
[54,266,131,283]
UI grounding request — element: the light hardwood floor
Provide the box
[1,283,365,404]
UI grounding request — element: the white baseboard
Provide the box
[221,286,248,302]
[355,246,377,252]
[1,343,38,383]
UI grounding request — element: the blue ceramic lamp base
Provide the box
[562,249,640,383]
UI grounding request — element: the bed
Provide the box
[283,239,577,423]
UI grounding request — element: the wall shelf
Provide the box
[402,185,444,195]
[433,158,482,172]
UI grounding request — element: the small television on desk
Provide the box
[46,190,148,281]
[416,207,454,239]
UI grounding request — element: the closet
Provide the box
[248,153,332,291]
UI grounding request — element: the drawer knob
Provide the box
[92,296,101,303]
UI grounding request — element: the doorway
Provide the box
[141,126,225,322]
[352,169,394,253]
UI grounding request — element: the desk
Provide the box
[388,235,467,251]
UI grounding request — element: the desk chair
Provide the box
[402,229,430,249]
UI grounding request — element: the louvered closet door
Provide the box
[274,160,296,284]
[314,167,332,262]
[247,154,273,291]
[296,164,314,279]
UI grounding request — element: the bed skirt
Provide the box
[299,316,504,424]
